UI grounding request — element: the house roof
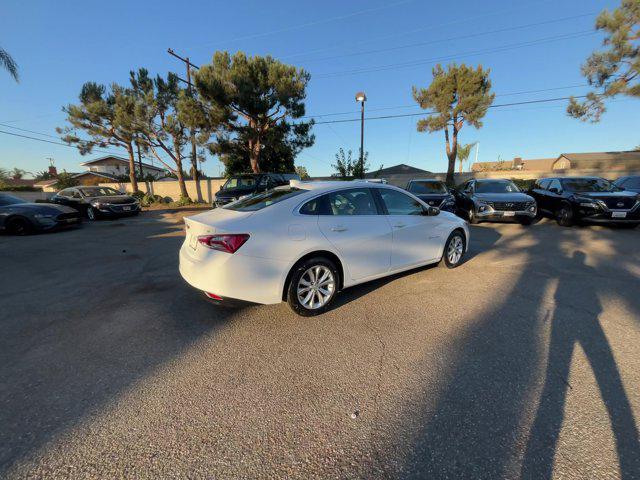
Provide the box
[72,171,120,181]
[80,155,166,171]
[365,163,431,177]
[3,178,37,187]
[556,151,640,169]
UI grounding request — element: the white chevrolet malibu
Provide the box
[179,181,469,316]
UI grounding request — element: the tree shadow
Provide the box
[398,226,640,478]
[521,251,640,479]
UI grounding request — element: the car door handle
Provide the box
[330,225,347,232]
[392,223,406,228]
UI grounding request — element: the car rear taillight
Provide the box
[205,292,223,301]
[197,234,249,253]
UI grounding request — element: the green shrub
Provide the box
[175,195,194,207]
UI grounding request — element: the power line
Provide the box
[279,0,561,61]
[308,95,587,125]
[301,84,590,119]
[295,12,596,65]
[0,129,127,155]
[315,30,595,78]
[189,0,415,49]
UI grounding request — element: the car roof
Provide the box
[289,180,401,194]
[475,178,511,182]
[408,178,444,182]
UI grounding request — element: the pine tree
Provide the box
[413,64,494,186]
[568,0,639,122]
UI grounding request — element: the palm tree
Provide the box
[0,47,19,82]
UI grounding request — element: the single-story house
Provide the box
[364,163,433,178]
[552,151,640,171]
[80,155,167,179]
[36,171,122,192]
[472,157,556,172]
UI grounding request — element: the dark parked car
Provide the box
[0,193,81,235]
[613,175,640,194]
[530,176,640,227]
[51,186,140,221]
[214,173,300,207]
[405,178,457,213]
[453,179,537,225]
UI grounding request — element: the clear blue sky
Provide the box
[1,0,638,178]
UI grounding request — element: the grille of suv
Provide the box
[488,201,529,211]
[600,197,637,210]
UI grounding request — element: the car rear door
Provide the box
[317,187,392,281]
[376,188,444,269]
[531,179,550,213]
[546,179,564,213]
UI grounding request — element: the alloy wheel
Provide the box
[297,265,335,310]
[447,235,464,265]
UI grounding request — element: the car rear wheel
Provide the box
[556,204,574,227]
[468,207,479,224]
[441,230,466,268]
[287,257,338,317]
[6,217,33,235]
[86,207,97,221]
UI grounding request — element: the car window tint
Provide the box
[71,190,82,199]
[408,181,447,194]
[537,179,551,190]
[379,189,424,215]
[326,188,378,216]
[299,197,320,215]
[224,187,305,211]
[623,177,640,189]
[548,179,562,191]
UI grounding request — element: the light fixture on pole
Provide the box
[355,91,367,179]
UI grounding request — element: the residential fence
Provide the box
[99,178,227,203]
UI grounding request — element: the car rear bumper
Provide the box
[179,242,288,305]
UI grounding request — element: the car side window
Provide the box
[326,188,378,216]
[538,179,551,190]
[548,179,562,192]
[71,190,82,199]
[464,181,473,193]
[299,197,320,215]
[379,189,424,215]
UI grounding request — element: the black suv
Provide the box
[214,173,300,207]
[454,178,537,225]
[405,178,457,213]
[530,176,640,227]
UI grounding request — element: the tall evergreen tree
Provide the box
[413,64,494,186]
[58,82,140,192]
[194,51,314,174]
[568,0,640,122]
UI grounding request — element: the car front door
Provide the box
[531,179,550,214]
[377,188,444,269]
[317,187,392,281]
[546,179,564,213]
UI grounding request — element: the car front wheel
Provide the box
[556,204,574,227]
[287,257,339,317]
[441,230,466,268]
[6,217,33,235]
[86,207,97,221]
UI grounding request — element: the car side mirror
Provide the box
[423,206,440,216]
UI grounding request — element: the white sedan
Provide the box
[179,181,469,316]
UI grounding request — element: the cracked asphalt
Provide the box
[1,210,639,479]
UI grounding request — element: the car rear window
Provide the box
[408,181,447,194]
[223,187,305,212]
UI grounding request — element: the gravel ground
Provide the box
[1,211,639,479]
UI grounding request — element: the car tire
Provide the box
[86,207,97,221]
[556,203,574,227]
[441,230,466,269]
[287,257,339,317]
[6,216,33,235]
[468,207,479,224]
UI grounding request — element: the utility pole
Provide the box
[167,48,203,202]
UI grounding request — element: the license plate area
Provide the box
[611,211,627,218]
[503,211,515,217]
[122,206,131,211]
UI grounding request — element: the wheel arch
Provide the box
[281,250,345,301]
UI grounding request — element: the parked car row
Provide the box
[404,175,640,229]
[0,186,141,235]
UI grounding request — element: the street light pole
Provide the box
[355,91,367,179]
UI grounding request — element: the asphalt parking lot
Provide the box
[1,211,639,479]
